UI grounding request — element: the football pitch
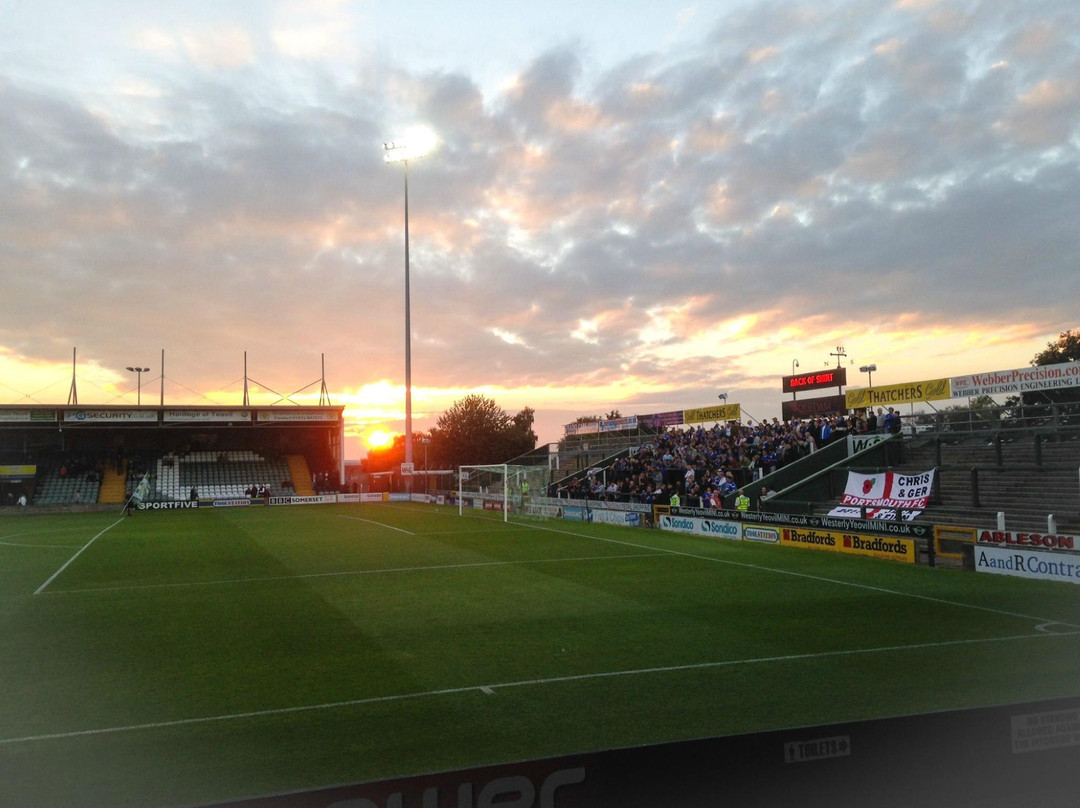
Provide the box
[1,503,1078,807]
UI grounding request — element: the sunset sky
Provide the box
[2,0,1078,457]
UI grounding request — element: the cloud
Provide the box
[1,0,1079,446]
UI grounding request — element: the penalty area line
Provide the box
[1,629,1074,747]
[336,515,415,535]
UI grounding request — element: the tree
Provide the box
[1025,329,1080,407]
[1032,329,1080,366]
[428,394,537,469]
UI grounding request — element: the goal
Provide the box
[457,464,549,521]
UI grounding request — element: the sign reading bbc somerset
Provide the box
[269,495,336,506]
[975,545,1080,585]
[659,514,740,541]
[781,527,915,563]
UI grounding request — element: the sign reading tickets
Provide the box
[845,378,950,410]
[781,527,915,563]
[684,403,741,424]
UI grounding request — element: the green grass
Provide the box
[1,504,1078,807]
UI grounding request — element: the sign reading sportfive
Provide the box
[781,527,915,563]
[137,501,198,510]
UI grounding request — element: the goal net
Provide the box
[457,464,550,522]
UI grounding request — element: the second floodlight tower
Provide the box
[383,127,437,477]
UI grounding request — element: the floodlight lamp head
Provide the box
[382,126,438,163]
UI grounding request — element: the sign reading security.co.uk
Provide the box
[781,527,915,563]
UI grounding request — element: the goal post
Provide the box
[457,463,549,522]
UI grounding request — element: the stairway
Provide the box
[287,455,315,495]
[900,437,1080,533]
[98,461,128,504]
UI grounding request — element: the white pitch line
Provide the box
[0,538,83,549]
[1,629,1075,747]
[523,522,1080,630]
[39,552,670,595]
[33,517,127,595]
[336,515,415,535]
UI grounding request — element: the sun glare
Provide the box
[365,430,397,450]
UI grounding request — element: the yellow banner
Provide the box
[845,378,950,409]
[780,527,915,563]
[0,464,36,478]
[684,403,742,424]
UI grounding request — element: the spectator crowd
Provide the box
[551,408,903,508]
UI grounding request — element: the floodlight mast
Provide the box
[383,135,433,484]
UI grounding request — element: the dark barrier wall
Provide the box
[207,696,1080,808]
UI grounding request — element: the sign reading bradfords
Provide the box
[781,527,915,563]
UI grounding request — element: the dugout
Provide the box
[0,405,344,507]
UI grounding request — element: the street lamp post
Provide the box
[859,363,877,388]
[126,366,150,405]
[384,129,436,489]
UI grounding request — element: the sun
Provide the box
[365,430,397,450]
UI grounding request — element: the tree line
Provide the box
[365,394,537,473]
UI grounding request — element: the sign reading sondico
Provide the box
[659,514,740,540]
[974,545,1080,585]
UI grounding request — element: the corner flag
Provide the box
[132,473,151,504]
